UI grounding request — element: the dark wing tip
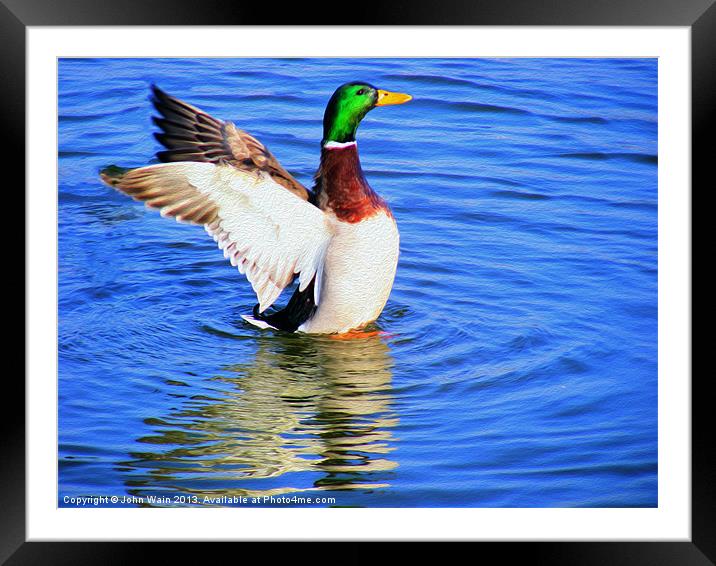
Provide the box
[149,84,162,109]
[99,164,131,186]
[153,131,169,148]
[155,150,174,163]
[149,84,178,121]
[150,83,166,101]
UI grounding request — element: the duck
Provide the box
[100,82,412,334]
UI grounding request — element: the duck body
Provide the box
[101,82,410,334]
[301,209,398,334]
[301,142,399,333]
[297,153,396,333]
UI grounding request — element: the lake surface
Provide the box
[58,58,657,507]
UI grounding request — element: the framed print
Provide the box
[7,0,708,562]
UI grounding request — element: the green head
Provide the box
[322,82,412,145]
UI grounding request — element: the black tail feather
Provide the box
[251,278,317,332]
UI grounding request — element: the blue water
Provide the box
[58,58,657,508]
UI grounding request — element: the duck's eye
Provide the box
[356,89,365,96]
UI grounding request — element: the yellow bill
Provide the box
[376,89,413,106]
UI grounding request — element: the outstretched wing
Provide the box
[150,85,312,202]
[101,162,332,312]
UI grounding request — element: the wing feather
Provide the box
[150,85,312,202]
[101,162,332,312]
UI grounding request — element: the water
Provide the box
[58,58,657,507]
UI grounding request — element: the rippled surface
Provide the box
[58,58,657,507]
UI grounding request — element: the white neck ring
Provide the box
[323,140,357,149]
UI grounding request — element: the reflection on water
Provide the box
[121,333,397,504]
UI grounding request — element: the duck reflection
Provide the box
[122,332,398,501]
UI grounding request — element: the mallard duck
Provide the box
[100,82,411,334]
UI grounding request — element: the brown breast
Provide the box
[314,143,391,223]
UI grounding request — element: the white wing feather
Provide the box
[111,161,332,312]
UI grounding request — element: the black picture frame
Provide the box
[5,0,706,562]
